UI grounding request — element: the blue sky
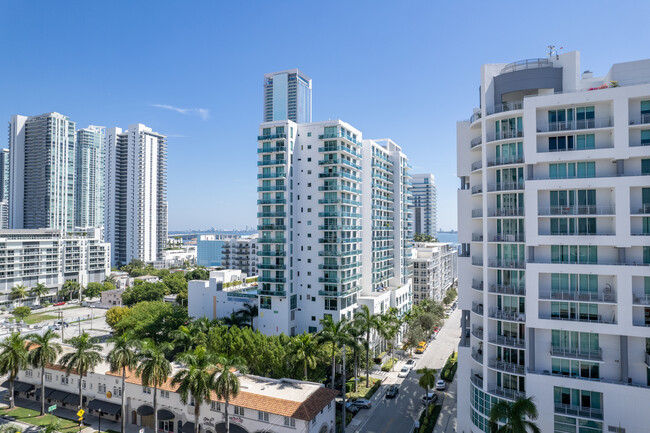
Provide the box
[2,0,649,231]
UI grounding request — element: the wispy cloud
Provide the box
[151,104,209,120]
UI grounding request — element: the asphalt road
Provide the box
[357,308,461,433]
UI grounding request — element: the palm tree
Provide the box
[289,333,318,379]
[418,367,437,411]
[223,311,247,328]
[26,329,62,415]
[0,332,28,409]
[489,396,541,433]
[354,305,383,387]
[10,285,28,302]
[213,355,246,433]
[29,283,49,304]
[237,303,258,331]
[172,347,214,433]
[59,332,102,413]
[61,280,80,302]
[316,316,351,389]
[379,310,400,372]
[108,332,140,433]
[137,340,172,433]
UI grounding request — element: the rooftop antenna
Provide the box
[547,45,556,58]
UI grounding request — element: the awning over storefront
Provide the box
[87,399,122,416]
[215,423,248,433]
[63,393,80,405]
[1,380,35,394]
[137,405,154,416]
[157,409,174,421]
[48,390,71,402]
[35,387,54,399]
[181,422,195,433]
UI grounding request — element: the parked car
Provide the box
[345,402,360,414]
[422,392,438,404]
[386,385,399,399]
[435,380,446,391]
[53,302,65,306]
[398,367,409,378]
[30,305,44,311]
[405,359,416,369]
[350,399,372,409]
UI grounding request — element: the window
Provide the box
[45,373,52,382]
[309,326,317,333]
[190,397,195,406]
[211,402,221,412]
[642,159,650,175]
[284,417,296,427]
[258,411,269,422]
[143,386,151,394]
[260,296,272,310]
[98,383,106,393]
[61,376,69,384]
[25,370,32,377]
[234,406,244,416]
[161,390,170,398]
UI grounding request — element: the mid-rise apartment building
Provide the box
[222,235,258,275]
[0,148,9,229]
[263,69,312,123]
[9,113,76,232]
[457,51,650,433]
[196,234,228,267]
[412,242,458,303]
[256,119,412,336]
[75,125,105,229]
[0,228,110,308]
[411,173,438,237]
[105,124,167,266]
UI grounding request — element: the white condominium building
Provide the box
[411,173,438,237]
[0,148,9,230]
[0,228,110,308]
[412,242,457,303]
[105,124,168,266]
[75,125,105,229]
[456,51,650,433]
[263,69,312,123]
[222,235,258,276]
[256,120,412,336]
[9,113,76,232]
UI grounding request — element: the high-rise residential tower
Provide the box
[411,173,438,237]
[75,125,105,228]
[0,148,9,229]
[105,124,167,266]
[9,112,76,231]
[256,120,413,336]
[263,69,312,123]
[456,51,650,433]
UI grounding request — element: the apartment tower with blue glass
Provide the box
[456,51,650,433]
[9,112,76,232]
[411,173,438,237]
[75,125,105,229]
[263,69,312,124]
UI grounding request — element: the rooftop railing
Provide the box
[500,58,553,74]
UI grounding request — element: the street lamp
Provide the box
[90,306,94,330]
[98,408,103,433]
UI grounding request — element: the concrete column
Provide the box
[528,327,535,372]
[620,335,629,382]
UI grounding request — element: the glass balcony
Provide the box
[257,251,286,257]
[488,284,525,296]
[488,181,525,192]
[257,185,286,192]
[318,238,361,244]
[319,159,361,170]
[318,250,361,257]
[318,275,361,284]
[318,212,361,218]
[318,184,361,194]
[257,212,286,218]
[257,224,286,231]
[550,346,602,361]
[318,198,361,206]
[258,289,287,296]
[538,117,612,133]
[487,101,523,116]
[257,159,286,166]
[539,290,617,303]
[488,259,525,269]
[318,132,362,145]
[257,238,286,244]
[318,286,361,297]
[489,335,525,349]
[319,172,362,182]
[554,404,602,421]
[257,133,286,140]
[488,309,526,322]
[318,263,360,270]
[470,136,482,148]
[319,225,362,231]
[318,145,360,157]
[488,360,525,375]
[257,199,286,205]
[257,172,287,179]
[257,146,286,153]
[539,205,615,216]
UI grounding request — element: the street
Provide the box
[352,308,461,433]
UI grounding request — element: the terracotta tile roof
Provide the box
[106,369,338,420]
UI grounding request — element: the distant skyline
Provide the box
[2,0,649,231]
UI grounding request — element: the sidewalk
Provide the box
[433,370,457,433]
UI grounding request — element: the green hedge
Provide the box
[381,358,398,372]
[245,277,258,283]
[223,280,242,288]
[415,404,442,433]
[440,351,458,382]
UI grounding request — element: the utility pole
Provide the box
[341,344,346,433]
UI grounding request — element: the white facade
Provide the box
[75,125,105,229]
[411,173,438,237]
[221,236,258,276]
[9,113,76,232]
[457,51,650,433]
[0,228,110,308]
[156,246,197,269]
[256,120,413,336]
[411,242,458,303]
[14,349,337,433]
[105,124,168,266]
[188,270,258,322]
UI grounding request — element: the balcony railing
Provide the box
[487,130,523,142]
[471,185,483,195]
[490,234,525,243]
[470,374,483,389]
[488,208,524,217]
[489,284,525,296]
[554,404,603,421]
[488,181,525,192]
[471,161,482,171]
[472,280,483,291]
[257,146,286,153]
[489,335,525,349]
[633,293,650,305]
[471,303,484,315]
[486,156,524,167]
[489,387,525,401]
[633,204,650,214]
[501,58,553,74]
[539,290,617,303]
[645,352,650,368]
[488,259,525,269]
[471,233,483,242]
[550,346,602,361]
[471,257,483,266]
[470,111,482,124]
[318,132,362,145]
[541,313,616,325]
[471,327,483,340]
[257,159,286,166]
[319,145,360,157]
[487,101,523,116]
[489,310,526,322]
[257,133,287,140]
[538,205,615,216]
[488,360,525,375]
[538,117,612,133]
[471,350,483,364]
[470,136,482,148]
[257,172,286,179]
[472,209,483,218]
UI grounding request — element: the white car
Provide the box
[405,359,416,370]
[398,367,409,378]
[435,380,446,390]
